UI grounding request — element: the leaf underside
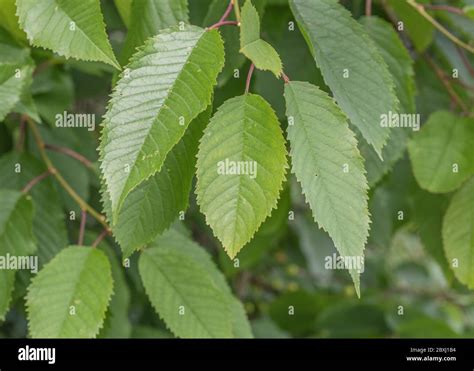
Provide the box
[284,81,370,296]
[289,0,399,157]
[359,16,416,187]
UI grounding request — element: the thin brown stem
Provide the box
[281,71,290,84]
[16,115,27,152]
[44,143,93,169]
[208,20,239,30]
[437,64,474,91]
[407,0,474,53]
[425,55,469,114]
[456,45,474,79]
[92,228,109,248]
[219,0,234,23]
[245,63,255,94]
[78,209,87,245]
[21,170,52,193]
[365,0,372,16]
[422,4,464,15]
[26,117,110,231]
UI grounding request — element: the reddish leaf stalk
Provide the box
[26,117,110,231]
[92,228,109,248]
[245,64,255,94]
[78,209,87,246]
[366,0,372,16]
[44,143,93,169]
[456,46,474,79]
[208,20,239,30]
[422,4,464,15]
[21,170,52,194]
[425,55,469,115]
[219,0,234,23]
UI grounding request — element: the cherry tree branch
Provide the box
[26,117,110,232]
[232,0,241,22]
[44,143,93,169]
[407,0,474,54]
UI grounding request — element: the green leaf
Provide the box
[464,5,474,20]
[35,126,91,215]
[204,0,245,86]
[26,246,114,338]
[408,111,474,193]
[16,0,120,69]
[0,29,34,121]
[359,16,416,186]
[269,291,320,336]
[196,94,288,258]
[240,0,282,77]
[386,0,434,52]
[139,237,234,338]
[0,270,15,321]
[0,189,36,320]
[442,177,474,289]
[150,228,253,338]
[316,302,389,337]
[397,315,458,338]
[253,5,325,119]
[107,106,210,258]
[0,0,27,42]
[0,189,36,256]
[31,67,75,126]
[284,81,369,296]
[0,152,68,265]
[412,189,452,277]
[120,0,189,65]
[114,0,133,28]
[289,0,398,157]
[94,237,131,339]
[100,25,224,222]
